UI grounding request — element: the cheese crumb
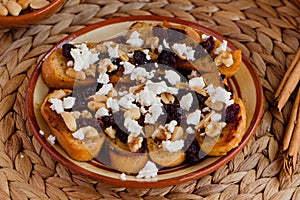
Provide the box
[162,139,184,152]
[126,31,144,47]
[214,40,228,54]
[72,129,85,140]
[187,110,201,125]
[120,173,127,180]
[180,93,193,111]
[63,96,76,109]
[189,77,205,89]
[165,70,181,86]
[49,98,64,114]
[39,130,45,135]
[124,117,143,137]
[47,135,56,145]
[136,161,158,179]
[96,83,113,95]
[95,107,110,118]
[108,44,119,58]
[71,43,99,71]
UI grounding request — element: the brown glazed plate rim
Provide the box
[26,16,264,188]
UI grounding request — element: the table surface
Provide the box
[0,0,299,199]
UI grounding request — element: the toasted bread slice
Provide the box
[41,89,105,161]
[196,98,247,156]
[41,48,96,89]
[107,138,148,173]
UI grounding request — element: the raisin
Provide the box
[225,103,240,123]
[164,104,184,125]
[200,36,215,54]
[185,140,202,165]
[167,28,186,43]
[62,43,76,59]
[98,115,115,128]
[115,128,128,143]
[157,50,177,68]
[111,57,122,67]
[133,50,148,65]
[196,93,206,105]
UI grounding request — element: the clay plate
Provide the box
[26,16,264,188]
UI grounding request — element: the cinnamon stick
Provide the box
[275,49,300,111]
[282,88,300,151]
[283,97,300,175]
[275,48,300,99]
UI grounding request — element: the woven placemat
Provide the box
[0,0,300,199]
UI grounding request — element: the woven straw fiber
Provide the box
[0,0,300,199]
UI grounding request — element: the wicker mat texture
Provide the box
[0,0,300,199]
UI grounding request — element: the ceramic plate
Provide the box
[26,16,264,188]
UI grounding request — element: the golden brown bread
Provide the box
[41,89,105,161]
[41,48,96,89]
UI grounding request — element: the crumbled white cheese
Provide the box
[136,161,158,179]
[71,43,99,71]
[95,107,110,118]
[124,117,143,137]
[108,44,119,58]
[214,40,228,55]
[39,130,45,136]
[47,135,56,145]
[163,39,170,49]
[211,113,222,122]
[146,80,178,95]
[202,107,211,112]
[121,61,135,74]
[136,87,160,107]
[118,93,136,109]
[143,49,151,60]
[144,113,154,124]
[72,129,85,140]
[162,139,184,153]
[172,43,195,61]
[63,96,76,109]
[96,83,113,95]
[154,62,159,68]
[166,120,177,133]
[180,93,193,111]
[126,31,144,47]
[106,97,120,112]
[189,77,205,89]
[49,98,64,114]
[165,70,181,86]
[149,104,164,121]
[97,73,110,84]
[187,110,201,125]
[120,173,127,180]
[130,67,155,81]
[201,34,210,40]
[206,84,233,106]
[186,127,195,134]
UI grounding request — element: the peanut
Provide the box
[124,108,140,120]
[87,101,106,112]
[88,94,107,103]
[171,126,184,141]
[105,126,116,139]
[161,92,175,104]
[61,111,77,132]
[17,0,34,10]
[0,4,8,16]
[30,0,49,10]
[66,68,86,80]
[7,1,22,16]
